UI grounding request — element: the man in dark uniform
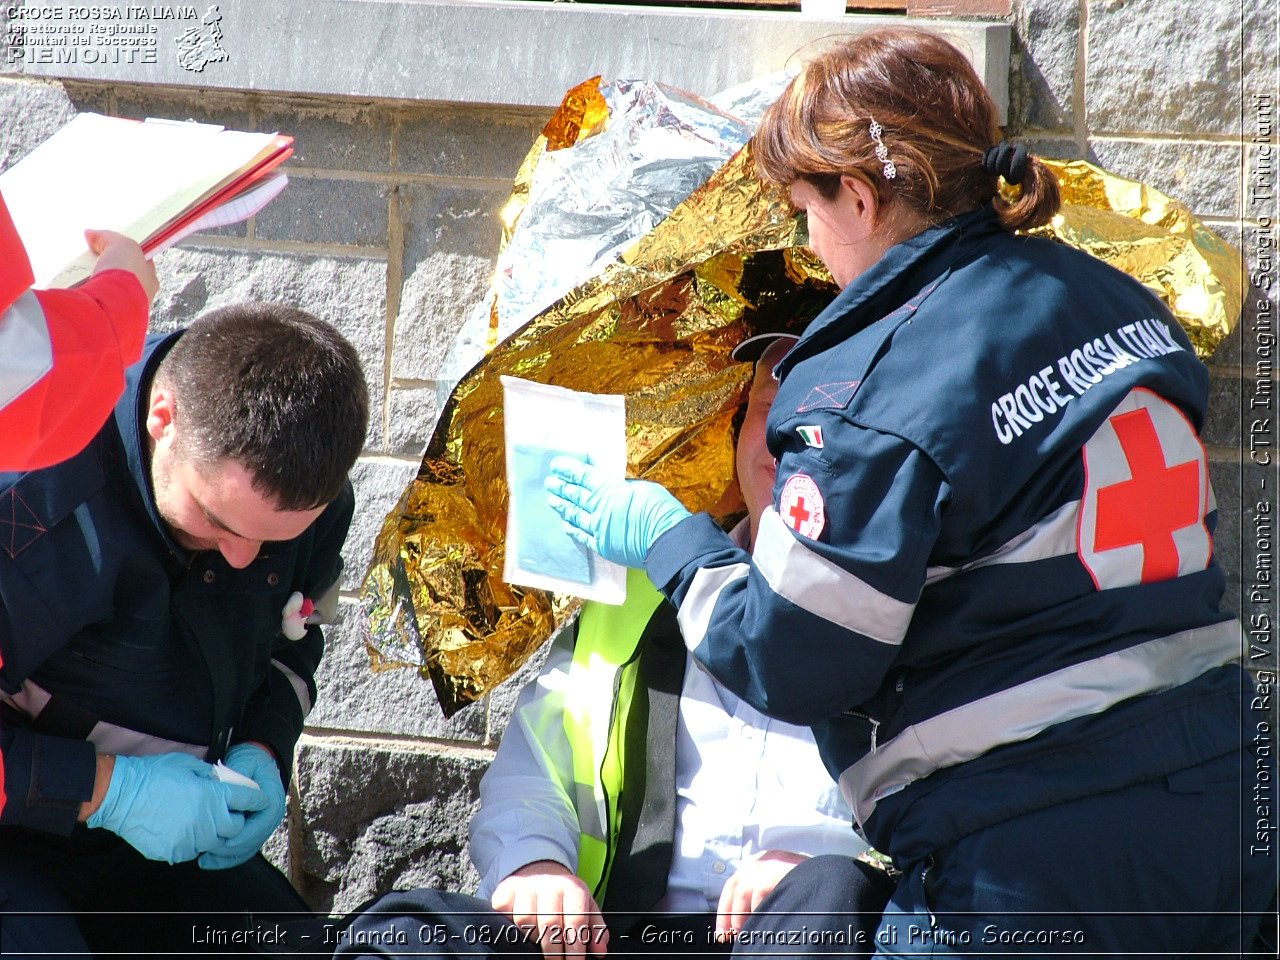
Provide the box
[0,302,368,956]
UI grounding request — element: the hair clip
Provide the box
[869,119,897,180]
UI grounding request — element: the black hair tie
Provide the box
[983,142,1030,185]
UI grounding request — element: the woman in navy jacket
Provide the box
[548,26,1272,956]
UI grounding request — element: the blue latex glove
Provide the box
[198,743,287,871]
[87,752,270,865]
[545,455,691,568]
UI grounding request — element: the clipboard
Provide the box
[0,113,294,289]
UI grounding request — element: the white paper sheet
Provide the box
[0,113,286,287]
[501,376,628,605]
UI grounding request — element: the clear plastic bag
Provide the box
[501,376,627,604]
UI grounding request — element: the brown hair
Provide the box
[754,28,1060,232]
[156,303,369,510]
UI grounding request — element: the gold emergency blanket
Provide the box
[362,77,1244,717]
[1034,159,1241,357]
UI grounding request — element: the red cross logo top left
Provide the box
[779,473,826,541]
[1078,388,1213,590]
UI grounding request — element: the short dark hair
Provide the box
[156,303,369,510]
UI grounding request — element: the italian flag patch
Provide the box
[796,424,824,449]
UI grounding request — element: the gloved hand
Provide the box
[545,456,691,568]
[198,743,287,871]
[87,752,270,865]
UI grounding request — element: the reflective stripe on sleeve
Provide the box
[3,680,209,759]
[676,562,750,653]
[753,508,913,646]
[840,619,1240,829]
[89,725,208,759]
[309,578,341,625]
[926,499,1080,585]
[272,658,314,717]
[0,292,53,407]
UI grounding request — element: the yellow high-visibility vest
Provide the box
[563,567,665,900]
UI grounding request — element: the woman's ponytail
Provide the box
[992,153,1061,232]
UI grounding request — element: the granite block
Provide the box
[1086,0,1243,137]
[258,102,393,173]
[396,105,541,182]
[254,176,390,248]
[294,739,487,913]
[1009,0,1078,134]
[390,182,506,381]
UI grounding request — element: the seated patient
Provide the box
[336,333,894,960]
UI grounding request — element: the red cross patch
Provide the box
[779,473,826,540]
[1078,388,1212,589]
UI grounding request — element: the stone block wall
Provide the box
[1,0,1275,914]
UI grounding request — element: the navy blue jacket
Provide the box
[0,331,353,834]
[648,205,1245,862]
